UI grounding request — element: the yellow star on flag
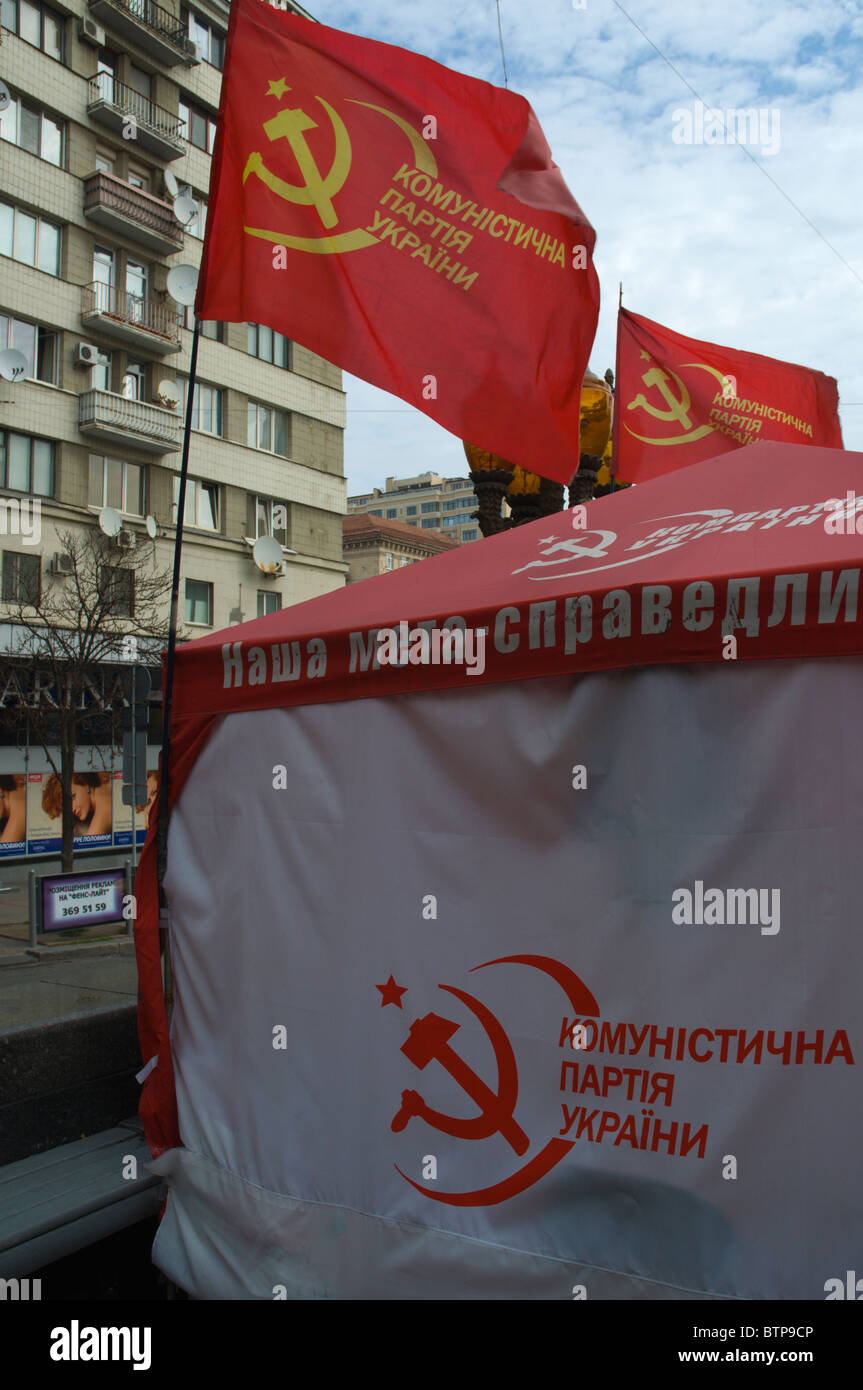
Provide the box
[267,78,290,99]
[640,350,651,361]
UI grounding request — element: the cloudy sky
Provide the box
[305,0,863,493]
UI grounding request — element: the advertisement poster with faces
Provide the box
[0,756,159,857]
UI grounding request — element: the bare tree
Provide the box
[3,525,173,871]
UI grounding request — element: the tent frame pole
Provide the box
[156,316,201,968]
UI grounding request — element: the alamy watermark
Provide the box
[0,496,41,545]
[376,620,487,676]
[672,880,780,935]
[823,490,863,535]
[672,100,781,157]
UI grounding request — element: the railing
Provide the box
[78,389,181,446]
[81,282,180,344]
[90,0,187,48]
[83,171,182,245]
[87,75,184,143]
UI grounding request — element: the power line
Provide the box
[608,0,863,294]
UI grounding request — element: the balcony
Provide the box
[84,171,184,257]
[88,0,195,66]
[81,283,181,355]
[79,389,181,454]
[87,77,185,162]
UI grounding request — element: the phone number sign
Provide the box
[41,869,125,932]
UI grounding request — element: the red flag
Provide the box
[196,0,599,486]
[615,308,843,484]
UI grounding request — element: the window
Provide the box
[127,170,149,192]
[0,315,58,385]
[253,497,289,546]
[172,476,219,530]
[400,557,410,567]
[176,306,222,340]
[0,93,63,165]
[405,505,417,516]
[421,519,440,528]
[184,8,225,67]
[257,590,280,617]
[386,509,397,519]
[90,351,112,392]
[178,96,217,153]
[2,551,41,605]
[385,552,394,570]
[1,0,64,60]
[127,64,152,101]
[95,153,114,174]
[98,565,134,617]
[94,50,117,102]
[0,432,54,495]
[462,528,478,541]
[185,578,212,625]
[368,510,383,517]
[186,196,207,240]
[444,498,470,511]
[420,502,438,513]
[247,401,288,457]
[88,455,144,515]
[93,244,114,287]
[176,378,223,435]
[0,200,61,275]
[122,361,146,400]
[247,323,290,368]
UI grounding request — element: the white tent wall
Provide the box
[151,657,862,1300]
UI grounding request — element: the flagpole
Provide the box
[156,315,201,960]
[610,284,622,494]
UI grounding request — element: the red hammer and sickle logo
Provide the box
[391,984,528,1155]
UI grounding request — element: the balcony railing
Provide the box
[92,0,185,45]
[82,282,181,351]
[88,0,193,64]
[87,75,184,150]
[83,171,183,254]
[78,389,181,453]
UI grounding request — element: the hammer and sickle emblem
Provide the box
[243,97,351,229]
[625,361,727,447]
[391,985,529,1156]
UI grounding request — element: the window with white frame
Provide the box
[183,8,224,68]
[247,401,288,457]
[257,590,281,617]
[1,432,54,495]
[186,196,207,241]
[247,323,290,367]
[176,378,223,435]
[0,0,64,60]
[185,578,212,625]
[0,314,58,385]
[0,200,61,275]
[172,476,219,531]
[253,497,289,546]
[0,93,64,165]
[88,455,144,515]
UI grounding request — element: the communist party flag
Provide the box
[615,308,843,485]
[196,0,599,486]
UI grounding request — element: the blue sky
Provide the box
[305,0,863,492]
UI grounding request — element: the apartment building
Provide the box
[342,512,460,584]
[0,0,347,850]
[347,472,484,544]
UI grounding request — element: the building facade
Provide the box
[343,512,459,584]
[347,471,486,544]
[0,0,347,854]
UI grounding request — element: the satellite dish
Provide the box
[0,349,27,382]
[98,506,122,538]
[253,535,283,574]
[0,82,10,114]
[166,264,198,307]
[145,515,158,539]
[156,378,180,409]
[164,169,179,198]
[173,194,198,227]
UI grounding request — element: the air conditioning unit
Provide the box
[117,532,135,550]
[183,37,202,61]
[75,342,108,368]
[79,17,106,45]
[51,553,74,576]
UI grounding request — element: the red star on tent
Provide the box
[376,975,407,1008]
